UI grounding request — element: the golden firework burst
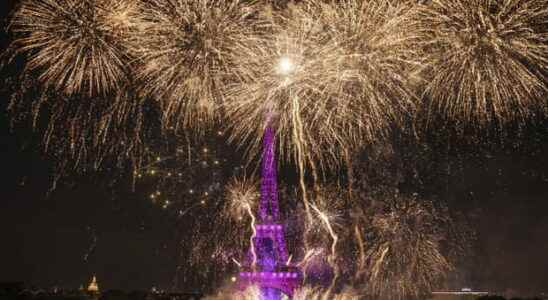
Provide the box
[224,0,421,169]
[416,0,548,124]
[10,0,131,96]
[125,0,261,131]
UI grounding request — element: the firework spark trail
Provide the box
[291,93,314,252]
[296,248,323,270]
[83,227,97,263]
[294,184,346,287]
[177,202,205,218]
[172,198,212,290]
[224,3,422,277]
[7,0,548,181]
[245,202,258,269]
[310,202,340,293]
[171,173,260,284]
[416,0,548,125]
[231,258,241,268]
[353,225,366,280]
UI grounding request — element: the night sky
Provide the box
[1,0,548,295]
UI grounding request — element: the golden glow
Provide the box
[277,56,296,76]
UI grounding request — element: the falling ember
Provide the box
[232,258,242,268]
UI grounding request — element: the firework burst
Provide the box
[125,0,260,131]
[6,0,146,177]
[417,0,548,125]
[9,0,131,96]
[356,191,456,299]
[224,0,421,168]
[224,176,260,222]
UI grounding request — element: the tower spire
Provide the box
[259,123,279,221]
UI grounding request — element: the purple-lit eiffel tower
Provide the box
[237,123,301,299]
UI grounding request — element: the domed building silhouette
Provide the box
[87,275,99,293]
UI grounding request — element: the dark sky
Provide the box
[1,0,548,294]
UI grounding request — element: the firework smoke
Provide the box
[203,285,261,300]
[293,286,361,300]
[204,283,361,300]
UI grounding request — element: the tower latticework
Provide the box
[238,124,301,299]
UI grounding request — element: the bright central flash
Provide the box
[277,56,295,75]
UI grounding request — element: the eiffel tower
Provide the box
[238,124,301,299]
